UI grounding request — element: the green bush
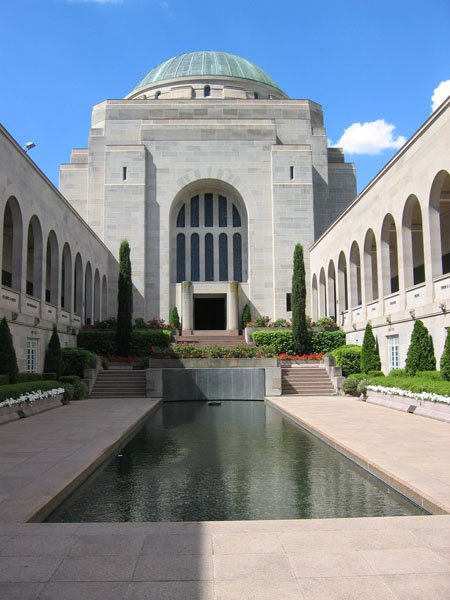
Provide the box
[130,329,172,356]
[0,375,9,386]
[441,329,450,381]
[357,378,370,396]
[44,325,65,379]
[59,375,81,385]
[310,330,345,353]
[149,344,277,359]
[62,383,74,402]
[0,380,61,403]
[77,330,117,355]
[96,318,117,329]
[134,317,147,329]
[330,345,362,377]
[17,373,43,383]
[389,368,407,377]
[42,372,57,380]
[169,306,181,330]
[360,323,381,373]
[62,348,97,378]
[416,370,442,380]
[342,373,367,396]
[315,316,335,327]
[367,370,385,378]
[241,304,251,330]
[0,316,18,384]
[405,319,436,375]
[366,375,450,397]
[252,330,295,354]
[72,380,89,400]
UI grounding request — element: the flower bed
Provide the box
[0,387,65,426]
[366,385,449,405]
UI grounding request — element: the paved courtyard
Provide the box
[0,396,449,599]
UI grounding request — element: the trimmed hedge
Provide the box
[310,330,345,353]
[62,383,74,402]
[0,380,61,403]
[59,375,81,385]
[342,373,367,396]
[17,373,43,383]
[149,344,277,359]
[252,329,345,355]
[366,375,450,397]
[62,348,97,377]
[416,370,442,380]
[73,380,88,400]
[330,345,362,377]
[77,329,172,357]
[0,375,10,386]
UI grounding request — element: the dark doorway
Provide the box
[194,297,226,330]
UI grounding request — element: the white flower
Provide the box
[367,385,450,405]
[0,388,65,410]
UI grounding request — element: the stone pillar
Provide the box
[227,281,239,331]
[181,280,193,331]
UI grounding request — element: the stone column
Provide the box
[181,280,193,331]
[227,281,239,331]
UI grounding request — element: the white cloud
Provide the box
[333,119,406,155]
[431,80,450,112]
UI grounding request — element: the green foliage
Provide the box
[405,320,436,375]
[315,316,335,327]
[342,373,367,395]
[116,239,133,356]
[310,330,345,353]
[59,375,81,385]
[356,378,370,396]
[169,306,181,330]
[441,329,450,381]
[0,380,60,403]
[389,368,407,377]
[130,329,172,356]
[366,375,450,397]
[0,375,9,386]
[61,383,74,402]
[72,379,88,400]
[17,373,43,383]
[291,243,309,354]
[252,330,296,354]
[367,370,385,378]
[42,373,56,380]
[149,344,277,359]
[44,325,65,379]
[330,345,362,377]
[96,318,117,330]
[253,315,271,327]
[241,304,251,330]
[77,330,117,355]
[416,371,442,380]
[134,317,147,329]
[360,323,381,373]
[0,316,18,384]
[62,347,97,377]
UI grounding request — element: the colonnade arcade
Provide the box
[1,196,108,326]
[311,170,450,323]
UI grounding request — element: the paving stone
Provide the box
[141,533,212,555]
[360,547,450,575]
[68,534,145,556]
[0,535,75,556]
[127,581,214,599]
[381,573,450,600]
[51,555,137,581]
[214,553,294,581]
[214,579,304,600]
[297,575,396,600]
[0,582,44,600]
[37,581,130,600]
[133,554,213,581]
[287,549,374,578]
[213,532,284,554]
[0,556,62,582]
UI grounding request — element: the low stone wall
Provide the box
[0,394,65,426]
[365,390,450,423]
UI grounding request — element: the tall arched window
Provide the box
[233,233,242,282]
[205,234,214,281]
[2,197,23,291]
[61,243,72,310]
[349,241,362,308]
[204,85,211,97]
[84,262,93,324]
[176,205,185,227]
[176,233,185,282]
[101,275,108,319]
[94,269,101,323]
[327,261,336,319]
[26,216,43,298]
[191,233,199,281]
[380,214,399,295]
[74,253,83,316]
[429,170,450,277]
[402,196,425,287]
[364,229,379,302]
[338,251,348,311]
[45,231,59,305]
[219,233,228,281]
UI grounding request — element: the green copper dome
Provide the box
[131,51,281,93]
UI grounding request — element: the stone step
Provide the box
[90,370,146,399]
[281,367,335,396]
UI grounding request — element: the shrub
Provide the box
[62,383,74,402]
[77,330,117,355]
[169,306,181,331]
[17,373,43,383]
[405,320,436,375]
[0,380,61,403]
[62,348,97,377]
[310,330,345,353]
[315,316,335,327]
[389,368,407,377]
[59,375,81,385]
[253,315,271,327]
[149,344,277,359]
[252,330,295,354]
[270,318,291,328]
[97,318,117,330]
[72,380,88,400]
[360,323,381,373]
[367,370,385,378]
[0,316,18,384]
[134,317,147,329]
[366,375,450,397]
[130,329,172,356]
[44,325,65,379]
[441,328,450,381]
[342,373,367,396]
[241,304,251,330]
[147,317,166,329]
[357,378,370,396]
[330,345,362,377]
[0,375,9,386]
[416,370,442,380]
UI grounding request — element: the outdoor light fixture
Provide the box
[386,315,392,324]
[23,141,36,152]
[11,312,18,321]
[409,309,416,319]
[439,303,447,313]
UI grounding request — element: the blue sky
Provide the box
[1,0,449,192]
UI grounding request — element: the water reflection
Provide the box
[47,401,426,522]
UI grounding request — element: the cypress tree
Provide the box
[116,240,133,356]
[241,304,251,330]
[405,319,436,375]
[440,328,450,381]
[169,306,181,331]
[44,325,65,378]
[360,323,381,373]
[0,316,19,383]
[291,243,309,355]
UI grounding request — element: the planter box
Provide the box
[278,360,321,368]
[0,394,65,426]
[366,390,450,423]
[148,358,278,369]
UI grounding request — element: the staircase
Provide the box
[281,366,336,396]
[177,330,244,347]
[90,370,146,399]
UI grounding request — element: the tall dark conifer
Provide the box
[0,316,18,383]
[44,325,65,378]
[360,323,381,373]
[405,319,436,375]
[291,243,309,355]
[116,240,133,356]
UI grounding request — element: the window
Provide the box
[290,166,294,180]
[190,196,199,227]
[155,91,161,99]
[254,92,259,99]
[122,166,127,181]
[191,233,199,281]
[286,293,292,312]
[27,339,38,373]
[176,234,185,283]
[233,233,242,282]
[388,336,399,371]
[176,205,185,228]
[205,234,214,281]
[204,85,211,97]
[219,234,228,281]
[219,196,227,227]
[204,193,213,227]
[232,204,241,227]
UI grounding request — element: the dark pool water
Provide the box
[47,401,426,522]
